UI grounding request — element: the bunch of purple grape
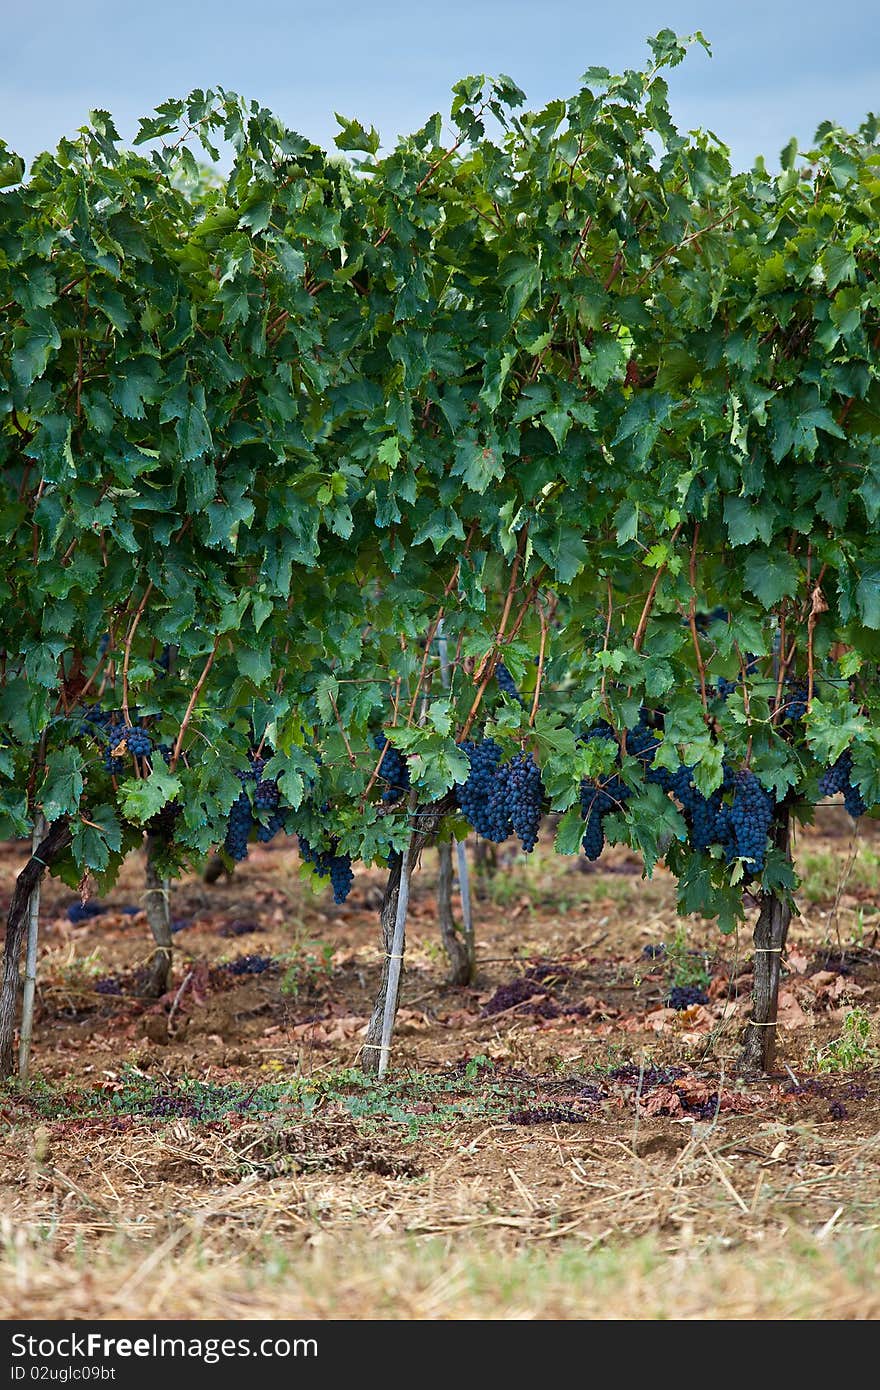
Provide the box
[820,750,866,818]
[780,679,808,722]
[298,834,354,904]
[224,791,253,862]
[580,773,631,861]
[496,663,526,708]
[456,739,510,841]
[223,750,290,859]
[224,955,277,976]
[373,733,411,803]
[668,764,734,854]
[667,984,709,1010]
[506,751,545,852]
[728,770,775,871]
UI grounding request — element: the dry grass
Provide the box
[3,1221,879,1320]
[2,1105,880,1319]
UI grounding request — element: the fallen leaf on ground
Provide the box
[642,1086,684,1116]
[395,1009,431,1033]
[777,990,811,1029]
[805,972,864,1007]
[289,1014,368,1043]
[674,1004,715,1031]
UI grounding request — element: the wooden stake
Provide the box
[439,618,474,974]
[378,799,416,1079]
[18,814,46,1082]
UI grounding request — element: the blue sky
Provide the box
[2,1,877,169]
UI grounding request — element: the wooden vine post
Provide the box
[740,812,794,1072]
[141,835,173,999]
[377,797,417,1079]
[436,621,475,984]
[0,819,72,1078]
[17,814,46,1082]
[361,797,454,1075]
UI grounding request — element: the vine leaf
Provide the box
[118,762,182,825]
[40,748,85,824]
[71,805,123,873]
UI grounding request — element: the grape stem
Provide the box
[733,642,754,763]
[121,581,153,727]
[328,688,357,768]
[169,635,220,773]
[772,604,790,721]
[460,526,529,742]
[687,525,709,718]
[404,546,472,728]
[807,578,828,711]
[529,601,549,728]
[473,525,529,684]
[632,524,682,653]
[374,105,488,249]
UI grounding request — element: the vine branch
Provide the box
[121,581,153,726]
[169,635,220,772]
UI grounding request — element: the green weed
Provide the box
[280,937,334,998]
[808,1007,880,1073]
[666,925,711,990]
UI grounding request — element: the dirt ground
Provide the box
[1,810,879,1320]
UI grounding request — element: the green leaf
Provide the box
[806,699,867,766]
[24,640,66,688]
[334,114,381,155]
[71,805,123,873]
[743,553,800,608]
[857,462,880,524]
[851,741,880,809]
[614,501,639,546]
[770,397,845,462]
[408,743,470,799]
[555,806,586,855]
[452,438,504,493]
[855,569,880,629]
[275,240,306,282]
[0,145,24,188]
[118,761,182,825]
[40,748,84,823]
[12,311,61,387]
[96,288,133,334]
[724,495,775,547]
[176,396,213,461]
[582,337,627,389]
[611,393,673,464]
[822,244,856,290]
[377,436,401,469]
[761,848,798,897]
[532,524,587,582]
[624,786,687,874]
[238,192,273,235]
[691,742,724,796]
[236,644,272,685]
[111,358,161,419]
[676,859,743,933]
[277,767,305,809]
[499,253,541,320]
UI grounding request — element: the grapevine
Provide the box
[0,31,879,1081]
